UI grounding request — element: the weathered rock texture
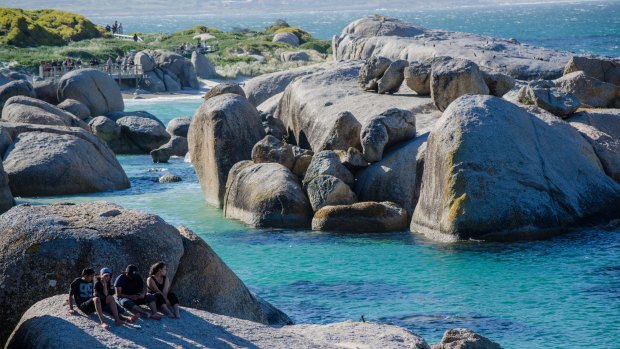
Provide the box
[431,328,502,349]
[224,162,312,228]
[252,135,295,169]
[307,175,357,211]
[312,201,408,232]
[430,58,490,112]
[360,108,416,162]
[411,95,620,242]
[0,80,35,109]
[355,134,428,216]
[6,295,430,349]
[192,51,217,79]
[568,110,620,183]
[0,202,291,344]
[0,161,14,213]
[1,122,129,196]
[277,61,440,152]
[334,15,573,80]
[188,94,265,207]
[57,68,124,116]
[2,96,87,129]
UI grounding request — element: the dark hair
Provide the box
[82,268,95,276]
[149,261,166,276]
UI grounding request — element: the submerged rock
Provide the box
[224,162,311,228]
[159,173,182,183]
[188,94,265,208]
[312,201,408,232]
[150,136,189,163]
[432,328,502,349]
[411,95,620,242]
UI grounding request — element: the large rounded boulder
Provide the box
[116,115,171,153]
[2,96,87,129]
[0,202,292,344]
[1,123,130,196]
[188,94,265,207]
[252,135,295,169]
[224,162,312,228]
[166,117,192,137]
[153,50,199,89]
[554,71,618,108]
[192,51,216,79]
[0,161,14,213]
[273,32,299,47]
[430,57,489,111]
[0,202,184,343]
[57,68,124,116]
[57,98,91,120]
[411,95,620,242]
[0,80,35,109]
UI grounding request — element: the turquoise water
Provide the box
[20,98,620,348]
[92,1,620,56]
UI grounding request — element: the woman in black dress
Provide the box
[147,261,180,318]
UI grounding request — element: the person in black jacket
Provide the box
[95,267,139,325]
[114,264,162,320]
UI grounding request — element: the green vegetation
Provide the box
[0,8,105,47]
[0,12,332,78]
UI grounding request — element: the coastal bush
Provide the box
[299,41,332,54]
[0,8,104,47]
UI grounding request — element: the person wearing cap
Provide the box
[95,267,139,325]
[114,264,162,320]
[69,267,111,329]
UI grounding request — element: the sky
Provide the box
[1,0,613,16]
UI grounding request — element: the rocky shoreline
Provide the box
[0,14,619,348]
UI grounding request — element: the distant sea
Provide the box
[91,1,620,57]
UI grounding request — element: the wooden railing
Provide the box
[39,65,145,86]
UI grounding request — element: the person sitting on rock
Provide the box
[95,267,139,325]
[147,261,180,319]
[114,264,162,320]
[69,267,112,330]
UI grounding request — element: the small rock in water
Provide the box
[159,174,182,183]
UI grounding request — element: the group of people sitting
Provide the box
[69,262,180,329]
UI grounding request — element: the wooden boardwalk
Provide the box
[39,65,145,87]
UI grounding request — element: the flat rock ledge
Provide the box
[7,295,431,349]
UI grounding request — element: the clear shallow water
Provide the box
[92,1,620,57]
[20,98,620,348]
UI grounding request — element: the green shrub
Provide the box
[0,8,103,47]
[299,40,331,54]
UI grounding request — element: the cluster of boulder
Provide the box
[185,16,620,242]
[135,50,205,92]
[0,201,291,345]
[515,56,620,116]
[0,65,195,206]
[359,55,516,111]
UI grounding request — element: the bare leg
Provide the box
[173,304,180,319]
[131,305,150,319]
[93,298,110,330]
[106,296,123,325]
[148,301,162,320]
[160,304,175,318]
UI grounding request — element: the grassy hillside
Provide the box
[0,8,106,47]
[0,12,331,78]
